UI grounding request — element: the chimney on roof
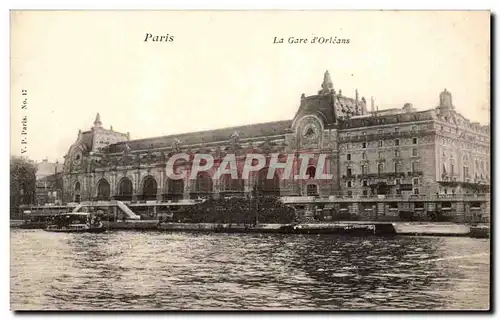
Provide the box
[361,96,367,115]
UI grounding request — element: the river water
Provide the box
[10,229,490,310]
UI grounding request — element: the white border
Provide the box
[3,1,497,319]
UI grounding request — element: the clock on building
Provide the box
[301,122,320,146]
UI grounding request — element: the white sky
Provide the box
[10,10,490,162]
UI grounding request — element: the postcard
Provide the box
[10,10,491,311]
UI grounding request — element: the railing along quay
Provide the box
[280,193,490,204]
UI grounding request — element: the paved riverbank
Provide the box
[392,222,470,236]
[11,220,489,238]
[10,220,24,227]
[104,220,488,237]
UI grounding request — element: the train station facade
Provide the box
[62,71,491,204]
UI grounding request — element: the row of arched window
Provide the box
[73,167,291,201]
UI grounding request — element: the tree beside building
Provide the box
[10,156,37,217]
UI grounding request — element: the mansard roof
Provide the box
[339,109,436,129]
[104,119,293,153]
[293,94,336,126]
[435,108,490,135]
[75,130,94,152]
[293,91,367,128]
[90,73,489,155]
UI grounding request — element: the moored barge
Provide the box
[44,212,106,233]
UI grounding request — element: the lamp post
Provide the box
[19,186,24,220]
[54,160,59,205]
[20,187,24,205]
[253,187,259,225]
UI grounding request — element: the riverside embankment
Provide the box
[11,219,489,238]
[101,221,489,238]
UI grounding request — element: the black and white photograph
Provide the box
[9,10,491,311]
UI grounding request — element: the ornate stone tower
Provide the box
[439,89,454,109]
[93,113,102,128]
[320,70,334,94]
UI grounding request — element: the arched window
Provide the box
[221,173,244,193]
[254,167,280,196]
[142,176,158,200]
[346,166,352,177]
[463,166,469,178]
[361,165,368,175]
[117,178,133,201]
[412,162,419,173]
[306,166,316,179]
[394,163,400,173]
[192,172,213,198]
[378,163,384,174]
[74,181,81,203]
[96,179,110,200]
[165,178,184,201]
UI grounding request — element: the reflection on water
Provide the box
[10,230,489,310]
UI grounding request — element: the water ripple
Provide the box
[10,230,490,310]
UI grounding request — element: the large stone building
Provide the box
[35,159,64,205]
[35,172,63,205]
[62,71,490,204]
[36,158,63,180]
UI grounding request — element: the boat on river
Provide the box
[44,212,107,233]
